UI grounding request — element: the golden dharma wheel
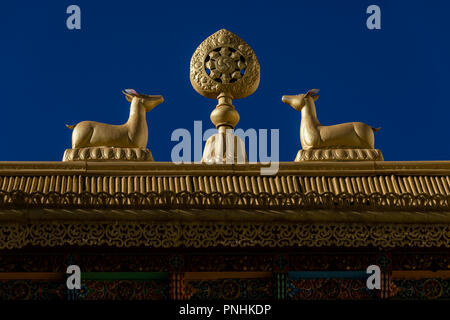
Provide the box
[190,29,260,100]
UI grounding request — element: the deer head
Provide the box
[282,89,320,111]
[122,89,164,112]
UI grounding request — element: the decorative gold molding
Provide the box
[0,161,449,176]
[0,191,448,211]
[3,208,450,224]
[62,147,154,162]
[0,221,449,249]
[295,149,384,162]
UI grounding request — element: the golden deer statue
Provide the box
[66,89,163,149]
[282,89,380,151]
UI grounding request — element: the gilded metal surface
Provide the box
[66,90,163,149]
[295,148,384,161]
[62,147,153,161]
[0,221,449,249]
[190,29,260,100]
[282,90,382,160]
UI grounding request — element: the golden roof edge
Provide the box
[0,161,449,176]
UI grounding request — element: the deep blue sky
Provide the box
[0,0,448,161]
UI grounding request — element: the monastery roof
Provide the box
[1,29,448,250]
[0,161,448,211]
[0,160,449,250]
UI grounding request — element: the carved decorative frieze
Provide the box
[0,221,449,250]
[0,190,448,210]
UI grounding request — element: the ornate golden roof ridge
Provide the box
[0,161,449,176]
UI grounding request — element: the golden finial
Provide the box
[190,29,260,163]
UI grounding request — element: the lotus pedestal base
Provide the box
[62,147,154,161]
[295,148,384,162]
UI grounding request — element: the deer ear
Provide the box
[122,91,134,102]
[124,94,133,103]
[312,94,319,101]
